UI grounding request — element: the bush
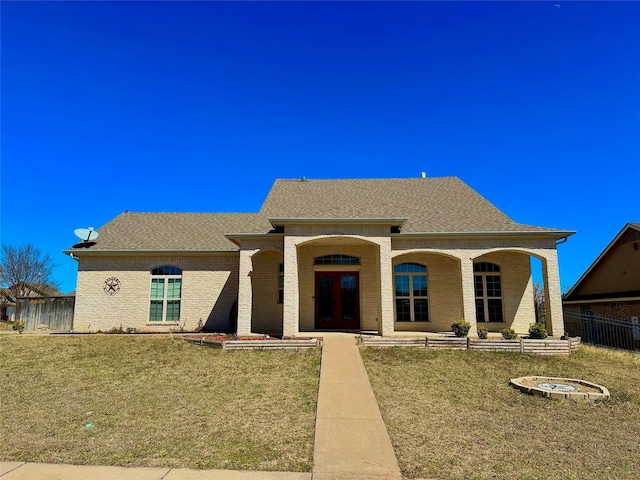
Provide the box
[451,319,471,337]
[528,322,548,339]
[477,326,488,339]
[11,320,25,333]
[500,327,517,340]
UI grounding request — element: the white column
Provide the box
[460,257,478,337]
[236,248,257,335]
[378,238,394,336]
[283,236,300,337]
[542,251,564,337]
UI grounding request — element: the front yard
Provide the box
[0,335,320,472]
[361,346,640,480]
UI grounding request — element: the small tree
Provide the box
[0,244,60,299]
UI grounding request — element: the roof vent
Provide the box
[421,172,426,178]
[300,176,307,182]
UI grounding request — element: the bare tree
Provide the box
[0,244,60,299]
[533,282,545,324]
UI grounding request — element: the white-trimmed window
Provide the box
[149,266,182,322]
[474,262,503,322]
[394,263,429,322]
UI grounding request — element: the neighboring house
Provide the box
[65,177,573,337]
[563,223,640,322]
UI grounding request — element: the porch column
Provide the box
[236,248,257,335]
[460,257,478,337]
[283,236,300,337]
[542,251,564,336]
[378,238,394,336]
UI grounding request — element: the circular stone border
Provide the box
[510,376,610,401]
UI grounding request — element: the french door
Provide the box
[314,272,360,329]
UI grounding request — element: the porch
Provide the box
[233,232,565,338]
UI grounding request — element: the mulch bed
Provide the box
[181,334,320,342]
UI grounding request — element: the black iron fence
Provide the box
[564,311,640,352]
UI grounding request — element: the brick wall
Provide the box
[250,250,284,335]
[74,254,238,332]
[564,300,640,321]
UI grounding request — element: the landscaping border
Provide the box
[359,336,581,355]
[182,336,322,350]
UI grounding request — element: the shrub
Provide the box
[528,322,548,339]
[500,327,517,340]
[477,326,488,339]
[11,320,25,333]
[125,327,138,334]
[451,319,471,337]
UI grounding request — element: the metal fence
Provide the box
[16,296,75,331]
[564,311,640,352]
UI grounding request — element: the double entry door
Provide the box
[314,271,360,329]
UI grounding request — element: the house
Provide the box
[65,177,573,337]
[563,223,640,322]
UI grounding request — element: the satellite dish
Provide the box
[74,227,99,242]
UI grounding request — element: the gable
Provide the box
[565,224,640,300]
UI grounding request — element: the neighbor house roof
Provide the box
[564,222,640,301]
[66,177,572,254]
[261,177,569,235]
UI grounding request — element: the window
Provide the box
[474,262,503,322]
[314,255,360,265]
[149,266,182,322]
[278,264,284,304]
[394,263,429,322]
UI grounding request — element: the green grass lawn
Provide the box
[0,335,320,472]
[361,346,640,480]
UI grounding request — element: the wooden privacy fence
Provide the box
[359,336,581,355]
[16,296,75,331]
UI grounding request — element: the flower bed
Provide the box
[181,334,322,350]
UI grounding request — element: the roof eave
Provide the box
[268,217,408,227]
[62,248,239,255]
[224,232,285,246]
[392,230,575,239]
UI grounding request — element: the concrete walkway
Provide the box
[312,334,402,480]
[1,334,402,480]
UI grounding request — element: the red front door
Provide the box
[314,271,360,329]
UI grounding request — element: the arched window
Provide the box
[314,255,360,265]
[149,266,182,322]
[474,262,503,322]
[394,263,429,322]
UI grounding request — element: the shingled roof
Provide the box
[68,177,570,253]
[68,213,272,252]
[261,177,565,234]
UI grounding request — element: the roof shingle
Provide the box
[69,177,570,253]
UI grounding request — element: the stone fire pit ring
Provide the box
[510,376,610,401]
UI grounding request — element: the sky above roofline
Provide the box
[1,1,638,293]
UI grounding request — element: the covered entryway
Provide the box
[314,271,359,329]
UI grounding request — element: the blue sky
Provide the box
[2,1,639,294]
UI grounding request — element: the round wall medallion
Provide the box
[104,277,121,295]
